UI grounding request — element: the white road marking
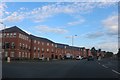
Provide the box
[112,69,120,75]
[102,65,108,68]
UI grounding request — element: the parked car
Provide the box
[87,56,94,61]
[76,56,82,60]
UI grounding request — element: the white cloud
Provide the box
[2,2,117,23]
[85,31,104,39]
[67,19,85,26]
[36,25,68,34]
[0,2,7,17]
[95,40,118,54]
[0,24,4,30]
[102,14,118,35]
[3,12,25,22]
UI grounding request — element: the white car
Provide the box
[76,56,82,60]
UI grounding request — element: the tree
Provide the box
[91,47,97,57]
[105,52,113,57]
[117,48,120,59]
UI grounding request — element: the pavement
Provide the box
[2,58,120,79]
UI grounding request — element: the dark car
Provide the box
[87,56,94,61]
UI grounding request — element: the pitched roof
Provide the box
[1,26,29,36]
[29,35,54,43]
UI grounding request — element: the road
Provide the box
[2,58,120,79]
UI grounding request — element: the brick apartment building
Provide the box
[0,26,105,60]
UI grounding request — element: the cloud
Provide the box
[3,12,25,22]
[0,24,4,30]
[0,2,7,17]
[2,2,117,23]
[95,40,118,54]
[102,14,118,35]
[67,19,85,26]
[36,25,68,34]
[85,31,104,39]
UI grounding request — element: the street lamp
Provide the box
[72,35,77,46]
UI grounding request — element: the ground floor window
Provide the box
[25,52,27,58]
[28,53,30,58]
[22,52,24,58]
[10,52,14,57]
[5,52,8,57]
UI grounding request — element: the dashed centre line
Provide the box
[112,69,120,75]
[102,65,108,68]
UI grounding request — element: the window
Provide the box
[10,33,12,37]
[47,43,49,46]
[38,48,40,52]
[29,40,31,42]
[34,53,36,58]
[19,33,21,38]
[11,42,15,49]
[23,44,25,49]
[25,53,27,58]
[5,42,10,49]
[29,46,30,49]
[42,42,44,45]
[64,46,66,49]
[55,44,57,48]
[28,53,30,58]
[7,33,9,37]
[22,52,24,57]
[19,52,21,58]
[34,47,36,50]
[5,52,8,57]
[26,44,27,48]
[34,40,36,43]
[47,49,49,52]
[0,43,2,47]
[38,53,40,58]
[52,49,54,52]
[0,33,2,38]
[42,48,44,51]
[20,43,21,46]
[52,43,54,46]
[4,33,6,37]
[13,33,16,37]
[10,52,14,57]
[34,47,36,52]
[38,41,40,44]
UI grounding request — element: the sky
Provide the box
[0,1,119,54]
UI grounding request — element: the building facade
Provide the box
[0,26,105,60]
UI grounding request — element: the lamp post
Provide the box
[72,35,77,46]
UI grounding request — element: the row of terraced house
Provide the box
[0,26,105,60]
